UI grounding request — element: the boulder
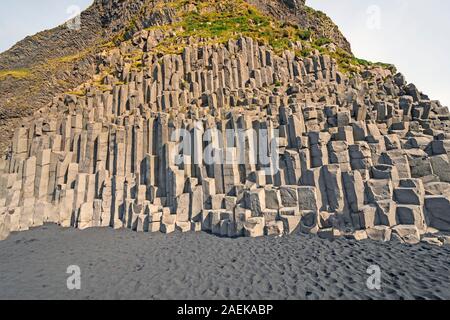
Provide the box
[421,237,443,247]
[161,222,176,234]
[392,225,421,244]
[176,221,191,233]
[350,230,368,241]
[396,205,426,230]
[280,215,301,235]
[265,221,284,236]
[366,226,392,242]
[299,210,319,234]
[244,217,265,238]
[424,196,450,231]
[375,200,397,227]
[317,228,342,240]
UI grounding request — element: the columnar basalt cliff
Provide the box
[0,0,449,246]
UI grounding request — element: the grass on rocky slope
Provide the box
[295,37,396,74]
[0,68,32,81]
[145,0,311,55]
[328,48,396,74]
[181,1,311,51]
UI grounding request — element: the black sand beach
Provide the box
[0,225,449,300]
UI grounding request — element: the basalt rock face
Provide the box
[0,1,449,245]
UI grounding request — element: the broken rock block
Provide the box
[262,209,278,223]
[234,207,251,237]
[381,150,411,179]
[134,214,149,232]
[161,214,177,234]
[161,222,175,234]
[393,178,425,205]
[430,155,450,182]
[176,221,191,233]
[359,205,379,229]
[371,165,400,183]
[77,202,94,230]
[392,225,421,245]
[200,210,213,231]
[175,193,190,222]
[209,194,225,210]
[348,230,368,241]
[297,186,318,211]
[227,221,238,238]
[375,200,397,227]
[366,179,394,203]
[264,188,281,210]
[299,210,319,234]
[219,220,231,237]
[279,186,298,208]
[264,220,284,236]
[394,187,423,205]
[280,215,301,235]
[395,205,426,230]
[279,207,300,217]
[211,211,225,235]
[244,217,265,238]
[245,189,266,216]
[317,228,342,240]
[421,237,443,247]
[424,182,450,198]
[0,213,10,241]
[424,196,450,231]
[366,226,392,242]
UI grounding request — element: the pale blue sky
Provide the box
[0,0,449,106]
[307,0,450,106]
[0,0,92,52]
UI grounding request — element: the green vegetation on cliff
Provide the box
[142,0,311,55]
